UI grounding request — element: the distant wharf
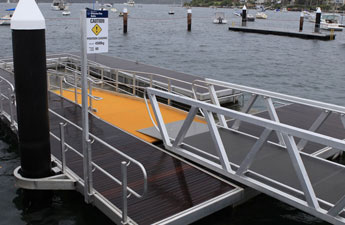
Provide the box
[1,53,345,224]
[229,26,336,40]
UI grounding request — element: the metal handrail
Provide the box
[50,108,148,199]
[0,76,16,127]
[205,78,345,115]
[146,87,345,224]
[48,56,209,95]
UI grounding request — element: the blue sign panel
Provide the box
[86,8,108,18]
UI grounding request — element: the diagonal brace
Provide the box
[208,84,228,128]
[148,93,172,147]
[236,128,272,176]
[173,106,198,148]
[297,110,331,150]
[264,97,285,146]
[202,109,232,172]
[232,94,258,130]
[282,134,320,209]
[328,194,345,216]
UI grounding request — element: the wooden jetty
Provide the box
[2,54,345,224]
[229,26,336,40]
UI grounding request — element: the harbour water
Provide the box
[0,3,344,224]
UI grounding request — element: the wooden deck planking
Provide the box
[48,88,237,225]
[0,67,237,225]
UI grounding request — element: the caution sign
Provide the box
[86,9,108,53]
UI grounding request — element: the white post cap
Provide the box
[123,8,128,13]
[316,7,321,13]
[300,11,304,17]
[243,5,247,10]
[187,9,192,14]
[11,0,45,30]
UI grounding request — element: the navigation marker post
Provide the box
[315,7,321,33]
[80,8,108,203]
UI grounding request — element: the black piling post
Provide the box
[314,7,321,33]
[299,11,304,32]
[11,0,52,178]
[123,8,128,34]
[242,5,247,26]
[187,9,192,31]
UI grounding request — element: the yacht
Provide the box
[51,0,68,11]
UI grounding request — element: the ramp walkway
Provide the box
[144,79,345,225]
[0,68,244,224]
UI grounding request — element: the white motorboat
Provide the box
[213,12,227,24]
[62,10,70,16]
[233,11,241,17]
[321,14,343,31]
[51,0,68,11]
[124,0,135,7]
[168,10,175,15]
[0,8,14,26]
[247,14,255,22]
[256,12,267,19]
[99,3,117,12]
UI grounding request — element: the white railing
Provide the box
[147,87,345,225]
[47,55,241,105]
[51,110,148,224]
[0,73,148,224]
[0,76,16,128]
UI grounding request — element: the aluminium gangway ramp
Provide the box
[0,68,244,224]
[144,82,345,225]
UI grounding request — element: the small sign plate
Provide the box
[86,9,108,53]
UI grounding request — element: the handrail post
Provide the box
[88,81,93,111]
[168,79,171,105]
[0,84,3,115]
[59,76,63,96]
[121,161,128,224]
[59,122,67,174]
[132,73,136,95]
[47,73,50,91]
[115,70,119,92]
[150,74,153,88]
[10,93,15,128]
[101,68,104,89]
[74,71,78,104]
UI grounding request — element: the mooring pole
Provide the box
[123,8,128,34]
[11,0,51,178]
[314,7,321,33]
[187,8,192,31]
[242,5,247,26]
[299,11,304,32]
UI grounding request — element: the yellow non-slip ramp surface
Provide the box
[55,88,203,142]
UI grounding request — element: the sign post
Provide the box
[80,8,108,203]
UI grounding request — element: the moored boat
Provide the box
[213,12,227,24]
[0,8,14,26]
[256,12,267,19]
